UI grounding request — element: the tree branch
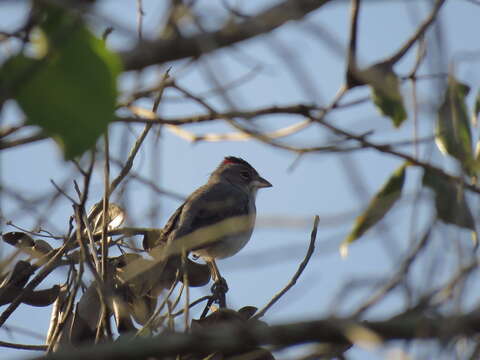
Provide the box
[384,0,446,66]
[346,0,361,87]
[36,311,480,360]
[120,0,333,71]
[0,341,47,351]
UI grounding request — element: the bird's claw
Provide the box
[211,277,229,294]
[210,277,228,308]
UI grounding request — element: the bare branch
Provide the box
[109,70,170,196]
[0,237,75,328]
[312,116,480,196]
[35,311,480,360]
[346,0,361,87]
[120,0,334,71]
[352,222,434,317]
[0,133,48,150]
[0,340,47,351]
[384,0,446,66]
[254,215,319,319]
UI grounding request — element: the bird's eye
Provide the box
[240,171,250,179]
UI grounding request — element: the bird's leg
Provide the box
[208,259,228,308]
[209,259,229,291]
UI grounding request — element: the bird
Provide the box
[155,156,272,289]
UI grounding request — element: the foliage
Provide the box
[341,163,407,257]
[2,0,480,359]
[0,4,120,159]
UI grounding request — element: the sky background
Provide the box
[2,0,480,359]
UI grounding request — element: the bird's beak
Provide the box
[253,175,272,188]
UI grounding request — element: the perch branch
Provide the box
[35,311,480,360]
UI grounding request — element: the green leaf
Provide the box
[0,6,121,159]
[472,138,480,176]
[435,76,473,171]
[365,64,407,127]
[473,89,480,127]
[422,168,475,230]
[341,163,407,256]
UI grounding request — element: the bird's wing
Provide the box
[170,182,251,244]
[161,203,185,239]
[142,202,185,250]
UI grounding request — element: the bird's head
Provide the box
[212,156,272,195]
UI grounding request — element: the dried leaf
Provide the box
[22,285,60,307]
[142,229,163,251]
[2,232,54,259]
[238,306,258,320]
[112,295,137,333]
[2,232,35,248]
[0,262,57,307]
[130,296,156,326]
[34,239,54,254]
[46,286,68,347]
[88,202,126,234]
[0,261,34,291]
[76,283,103,332]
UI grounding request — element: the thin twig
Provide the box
[172,296,211,317]
[0,340,47,351]
[80,151,96,209]
[135,272,180,337]
[0,124,25,138]
[0,236,75,328]
[407,37,426,159]
[347,0,360,68]
[118,103,319,125]
[72,206,110,343]
[81,211,101,271]
[136,0,144,40]
[108,157,184,201]
[50,180,77,205]
[346,0,360,87]
[312,116,480,196]
[0,132,47,150]
[109,69,170,196]
[352,221,434,318]
[182,250,190,331]
[109,124,152,196]
[100,132,112,340]
[253,215,319,320]
[47,260,84,351]
[384,0,446,66]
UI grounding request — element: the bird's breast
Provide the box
[193,213,255,260]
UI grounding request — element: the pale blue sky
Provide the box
[1,1,480,359]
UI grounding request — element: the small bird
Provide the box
[159,156,272,286]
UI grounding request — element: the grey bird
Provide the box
[158,156,272,285]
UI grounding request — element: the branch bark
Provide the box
[35,311,480,360]
[120,0,333,71]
